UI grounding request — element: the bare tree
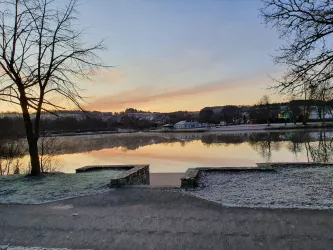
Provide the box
[258,95,271,126]
[38,134,62,173]
[289,99,302,124]
[0,139,24,175]
[310,81,333,123]
[0,0,107,175]
[261,0,333,112]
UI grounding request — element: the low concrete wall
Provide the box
[181,168,200,188]
[76,165,150,187]
[181,166,275,188]
[110,165,150,187]
[181,163,333,189]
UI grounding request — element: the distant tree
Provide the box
[0,117,25,138]
[310,82,333,123]
[289,100,302,124]
[206,113,219,124]
[220,106,240,124]
[0,0,107,175]
[327,100,333,118]
[199,108,214,123]
[125,108,138,113]
[167,111,197,124]
[312,100,327,122]
[120,115,135,129]
[258,95,271,126]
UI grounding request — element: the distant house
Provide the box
[38,111,85,120]
[308,110,333,120]
[0,113,21,119]
[174,121,202,129]
[278,112,290,119]
[162,124,174,128]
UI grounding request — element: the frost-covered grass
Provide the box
[0,170,124,204]
[186,166,333,210]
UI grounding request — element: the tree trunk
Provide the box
[303,104,308,125]
[20,101,41,176]
[322,104,326,125]
[303,87,308,125]
[27,135,40,176]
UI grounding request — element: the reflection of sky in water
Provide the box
[58,140,310,173]
[5,131,333,174]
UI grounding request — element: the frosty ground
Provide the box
[2,167,333,249]
[187,166,333,210]
[0,170,123,204]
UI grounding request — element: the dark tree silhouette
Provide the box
[289,100,302,124]
[0,0,107,175]
[258,95,271,126]
[199,108,214,123]
[220,105,240,124]
[261,0,333,113]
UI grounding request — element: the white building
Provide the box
[174,121,203,129]
[308,111,333,120]
[0,113,21,119]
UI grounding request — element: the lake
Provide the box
[1,130,333,176]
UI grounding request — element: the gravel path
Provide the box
[187,166,333,209]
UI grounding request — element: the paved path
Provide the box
[0,247,88,250]
[1,188,333,250]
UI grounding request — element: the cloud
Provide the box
[86,76,266,111]
[92,69,125,85]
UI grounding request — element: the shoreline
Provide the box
[43,123,333,137]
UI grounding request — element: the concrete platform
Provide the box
[149,173,183,187]
[181,166,275,188]
[76,165,150,187]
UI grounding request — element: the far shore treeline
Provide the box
[1,99,333,138]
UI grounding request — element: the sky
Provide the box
[4,0,287,113]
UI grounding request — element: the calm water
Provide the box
[2,130,333,174]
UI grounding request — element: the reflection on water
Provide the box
[1,130,333,174]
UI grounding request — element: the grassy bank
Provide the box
[0,170,124,204]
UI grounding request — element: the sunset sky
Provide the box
[2,0,286,113]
